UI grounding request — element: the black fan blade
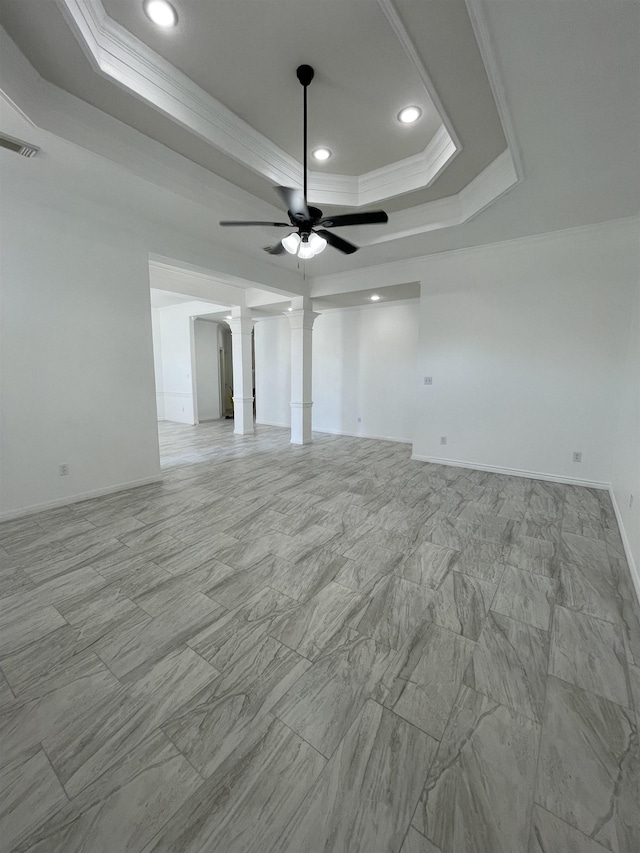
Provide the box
[319,211,388,228]
[275,186,310,221]
[263,243,286,255]
[220,220,291,227]
[317,229,359,255]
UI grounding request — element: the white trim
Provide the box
[0,476,162,522]
[157,391,191,398]
[308,126,458,207]
[366,149,518,245]
[256,420,290,429]
[0,26,516,250]
[310,214,640,295]
[465,0,523,181]
[55,0,464,206]
[410,454,610,490]
[314,297,420,316]
[314,427,412,445]
[609,488,640,604]
[377,0,461,151]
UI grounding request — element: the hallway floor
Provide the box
[1,420,639,852]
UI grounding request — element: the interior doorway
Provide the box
[219,324,234,418]
[193,319,221,422]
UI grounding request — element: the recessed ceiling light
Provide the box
[370,295,380,302]
[143,0,178,28]
[288,307,293,311]
[312,148,331,162]
[226,314,232,320]
[398,106,421,125]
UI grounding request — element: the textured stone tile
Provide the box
[528,804,613,853]
[426,571,497,641]
[559,532,610,570]
[451,537,505,584]
[464,611,549,722]
[269,581,363,660]
[272,632,397,757]
[348,574,433,650]
[519,514,562,544]
[0,747,68,851]
[13,731,203,853]
[492,565,556,631]
[414,685,540,853]
[506,534,557,578]
[620,597,640,666]
[549,607,630,708]
[556,559,622,625]
[275,700,437,853]
[398,541,459,590]
[536,676,639,853]
[141,715,326,853]
[389,622,475,739]
[401,827,442,853]
[0,596,67,658]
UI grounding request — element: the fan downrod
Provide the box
[296,65,314,87]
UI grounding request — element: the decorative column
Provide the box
[228,307,254,435]
[287,296,319,445]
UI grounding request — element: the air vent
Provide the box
[0,133,39,158]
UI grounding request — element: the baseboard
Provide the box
[0,475,163,522]
[313,427,413,445]
[609,488,640,605]
[255,420,290,429]
[410,454,610,490]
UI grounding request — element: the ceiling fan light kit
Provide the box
[219,64,389,258]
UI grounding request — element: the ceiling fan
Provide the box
[220,65,389,258]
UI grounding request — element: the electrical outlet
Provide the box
[59,463,69,476]
[440,436,447,445]
[630,494,635,509]
[572,452,582,463]
[424,376,433,386]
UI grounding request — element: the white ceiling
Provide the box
[0,0,638,288]
[0,0,506,209]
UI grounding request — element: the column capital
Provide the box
[286,309,319,331]
[228,316,254,336]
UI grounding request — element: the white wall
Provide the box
[157,309,196,424]
[151,307,165,420]
[194,320,221,421]
[412,222,637,487]
[254,302,419,443]
[152,301,223,425]
[0,189,161,517]
[254,317,291,427]
[611,272,640,593]
[312,303,418,442]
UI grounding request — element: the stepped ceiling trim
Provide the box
[0,20,518,252]
[55,0,460,206]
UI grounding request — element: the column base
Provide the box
[233,397,255,435]
[290,401,313,445]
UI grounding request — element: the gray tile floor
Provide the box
[1,419,639,853]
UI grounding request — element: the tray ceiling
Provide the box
[0,0,508,212]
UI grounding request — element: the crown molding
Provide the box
[55,0,462,205]
[308,126,457,207]
[1,1,519,257]
[366,148,518,245]
[464,0,523,181]
[310,215,640,296]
